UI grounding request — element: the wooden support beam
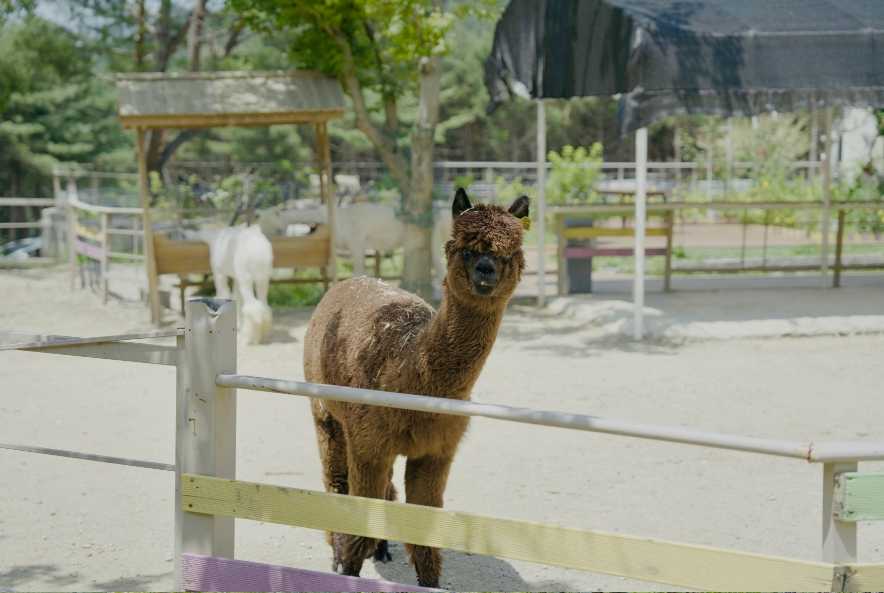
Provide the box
[136,128,161,325]
[315,121,336,285]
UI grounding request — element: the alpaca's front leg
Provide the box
[336,452,394,576]
[405,454,454,588]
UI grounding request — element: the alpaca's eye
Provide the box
[462,249,474,259]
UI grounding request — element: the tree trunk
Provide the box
[134,0,147,70]
[400,55,441,301]
[187,0,206,71]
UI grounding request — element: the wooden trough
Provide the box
[115,70,345,325]
[154,226,332,312]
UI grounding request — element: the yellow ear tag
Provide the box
[521,216,531,231]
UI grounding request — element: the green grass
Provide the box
[268,281,324,308]
[594,243,884,275]
[267,251,408,309]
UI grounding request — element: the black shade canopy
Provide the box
[485,0,884,133]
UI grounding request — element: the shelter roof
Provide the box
[485,0,884,133]
[116,70,345,129]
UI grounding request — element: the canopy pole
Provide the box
[634,127,648,340]
[536,100,547,307]
[820,107,833,284]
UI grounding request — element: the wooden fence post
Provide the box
[100,212,109,304]
[174,297,237,589]
[822,461,858,578]
[664,210,674,292]
[66,177,79,290]
[833,209,846,288]
[555,213,567,296]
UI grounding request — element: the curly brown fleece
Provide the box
[302,190,528,587]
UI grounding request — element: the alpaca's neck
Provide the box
[416,291,506,399]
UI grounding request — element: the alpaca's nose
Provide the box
[475,256,497,278]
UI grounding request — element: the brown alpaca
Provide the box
[302,188,529,587]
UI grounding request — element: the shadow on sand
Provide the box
[373,541,573,591]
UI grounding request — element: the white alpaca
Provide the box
[205,225,274,345]
[269,202,452,283]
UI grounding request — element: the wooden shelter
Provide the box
[116,70,345,324]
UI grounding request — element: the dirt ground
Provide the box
[2,266,884,591]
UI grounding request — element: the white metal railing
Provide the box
[215,374,884,462]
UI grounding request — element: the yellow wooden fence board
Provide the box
[76,223,103,243]
[563,227,669,239]
[181,474,834,591]
[849,563,884,590]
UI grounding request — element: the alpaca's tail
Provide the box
[242,299,273,344]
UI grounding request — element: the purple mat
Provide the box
[181,553,442,592]
[74,238,104,260]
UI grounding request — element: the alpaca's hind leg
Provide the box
[404,454,454,588]
[310,400,350,564]
[373,470,397,563]
[336,445,395,577]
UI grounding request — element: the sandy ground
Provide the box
[2,266,884,591]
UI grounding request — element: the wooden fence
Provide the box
[2,297,884,591]
[67,194,145,302]
[551,200,884,293]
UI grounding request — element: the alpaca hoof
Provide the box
[373,540,393,563]
[418,576,440,588]
[341,560,363,577]
[331,533,346,573]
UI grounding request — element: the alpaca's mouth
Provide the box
[472,279,496,295]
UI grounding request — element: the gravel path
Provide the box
[2,267,883,591]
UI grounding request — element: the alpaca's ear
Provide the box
[508,195,530,219]
[452,187,472,217]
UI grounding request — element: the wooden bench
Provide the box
[556,213,674,294]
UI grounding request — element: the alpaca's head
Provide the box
[444,188,529,304]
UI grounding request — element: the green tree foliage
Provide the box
[0,16,129,196]
[546,143,604,205]
[228,0,496,298]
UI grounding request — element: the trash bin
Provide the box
[565,217,593,293]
